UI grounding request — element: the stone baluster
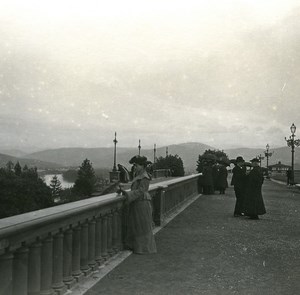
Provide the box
[80,220,90,276]
[72,224,83,282]
[95,215,103,265]
[0,251,13,295]
[13,243,28,295]
[101,215,108,260]
[107,211,113,256]
[117,209,123,250]
[153,187,166,226]
[52,230,67,295]
[63,226,75,289]
[40,235,54,295]
[88,218,96,270]
[28,239,42,295]
[112,209,119,253]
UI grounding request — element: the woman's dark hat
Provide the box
[236,156,245,163]
[129,155,148,166]
[250,158,260,163]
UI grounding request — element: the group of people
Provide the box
[201,161,229,195]
[116,153,267,256]
[231,156,266,220]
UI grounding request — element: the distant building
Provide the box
[268,161,291,172]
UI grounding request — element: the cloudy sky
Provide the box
[1,0,300,152]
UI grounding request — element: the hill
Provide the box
[23,143,300,172]
[0,149,28,158]
[24,142,214,172]
[0,153,63,169]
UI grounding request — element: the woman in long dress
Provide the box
[243,158,266,220]
[119,155,157,254]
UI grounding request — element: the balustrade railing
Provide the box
[0,174,200,295]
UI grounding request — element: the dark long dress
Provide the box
[217,165,228,194]
[202,165,214,195]
[243,166,266,216]
[124,170,157,254]
[231,165,246,215]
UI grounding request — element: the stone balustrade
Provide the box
[152,169,171,178]
[0,174,200,295]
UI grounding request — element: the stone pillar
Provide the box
[88,218,96,270]
[117,209,123,250]
[0,252,13,295]
[80,220,90,275]
[63,227,75,289]
[112,210,119,253]
[95,216,103,265]
[28,240,42,295]
[153,187,166,226]
[52,230,67,295]
[109,171,120,183]
[40,235,54,295]
[13,244,28,295]
[107,212,113,256]
[72,224,83,282]
[101,215,108,260]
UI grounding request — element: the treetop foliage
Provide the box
[196,149,229,173]
[0,162,54,219]
[154,154,185,176]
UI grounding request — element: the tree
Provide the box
[196,149,229,173]
[50,175,63,200]
[14,161,22,176]
[0,162,54,219]
[72,159,97,197]
[154,154,185,176]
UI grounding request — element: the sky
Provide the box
[1,0,300,152]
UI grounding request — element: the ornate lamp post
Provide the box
[110,132,120,182]
[112,132,118,172]
[138,139,141,156]
[264,144,273,177]
[285,123,300,185]
[153,144,156,164]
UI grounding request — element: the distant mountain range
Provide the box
[1,142,300,172]
[0,153,63,169]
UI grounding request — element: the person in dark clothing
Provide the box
[231,156,247,217]
[212,163,220,194]
[217,163,228,194]
[243,158,266,220]
[202,162,214,195]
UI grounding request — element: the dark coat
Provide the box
[212,164,219,189]
[231,165,246,191]
[202,165,214,186]
[217,165,228,189]
[243,166,266,216]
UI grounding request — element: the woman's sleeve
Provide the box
[127,178,150,203]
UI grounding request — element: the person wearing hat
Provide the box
[231,156,247,217]
[118,155,157,254]
[243,158,266,220]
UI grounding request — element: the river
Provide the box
[43,174,74,189]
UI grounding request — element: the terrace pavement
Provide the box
[78,179,300,295]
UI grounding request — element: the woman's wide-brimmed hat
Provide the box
[235,156,245,163]
[129,155,148,166]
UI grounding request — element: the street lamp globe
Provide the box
[290,123,296,135]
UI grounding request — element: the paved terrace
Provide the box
[81,180,300,295]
